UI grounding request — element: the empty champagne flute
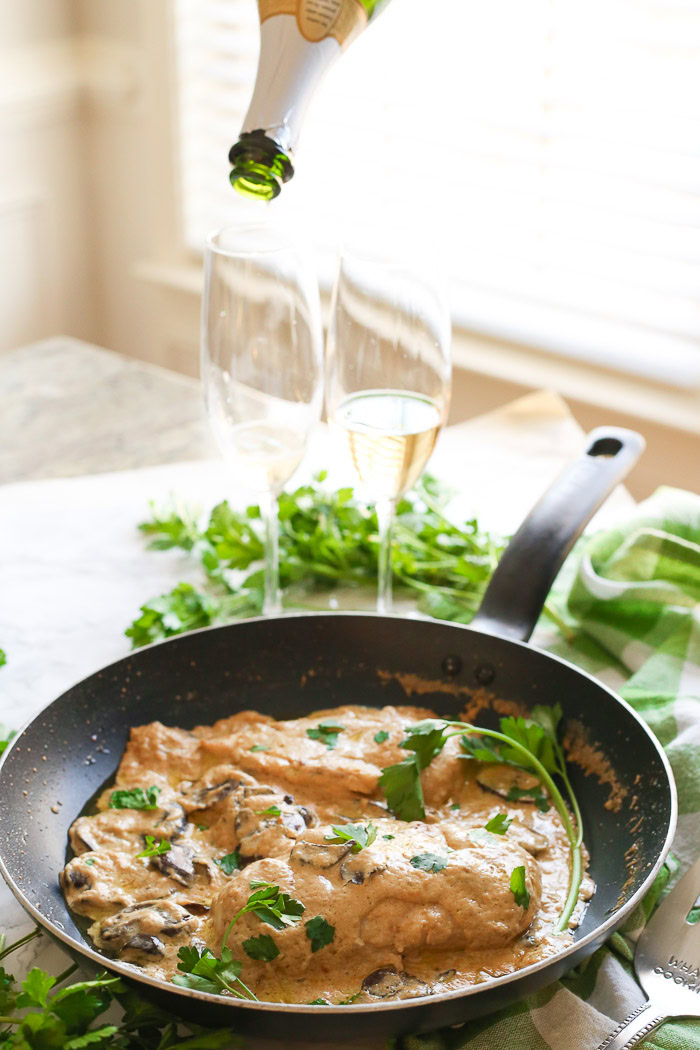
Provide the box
[201,224,323,615]
[326,248,451,613]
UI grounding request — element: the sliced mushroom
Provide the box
[182,779,241,810]
[507,820,548,855]
[361,967,431,1000]
[96,899,197,954]
[152,842,196,886]
[279,809,307,835]
[340,854,385,885]
[66,869,91,889]
[475,765,541,799]
[123,934,165,957]
[290,839,354,869]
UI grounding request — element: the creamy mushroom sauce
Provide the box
[60,705,593,1004]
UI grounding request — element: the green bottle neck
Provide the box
[228,131,294,202]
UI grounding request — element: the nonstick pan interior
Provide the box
[0,613,676,1041]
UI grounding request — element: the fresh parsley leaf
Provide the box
[249,744,270,752]
[339,990,361,1004]
[506,785,551,813]
[306,720,345,750]
[400,719,449,770]
[382,834,395,840]
[16,967,55,1008]
[215,851,241,875]
[373,730,390,744]
[410,852,448,873]
[0,965,17,1014]
[108,785,160,810]
[173,945,248,998]
[232,883,305,932]
[450,803,461,811]
[484,813,512,835]
[459,733,506,764]
[499,716,558,774]
[84,858,95,866]
[256,805,281,817]
[305,916,335,953]
[242,934,279,961]
[510,865,530,909]
[308,997,330,1005]
[135,836,171,859]
[198,823,209,831]
[378,755,425,821]
[0,649,6,667]
[324,822,377,853]
[64,1024,119,1047]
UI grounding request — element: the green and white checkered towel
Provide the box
[404,486,700,1050]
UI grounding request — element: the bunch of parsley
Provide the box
[126,474,506,647]
[0,927,238,1050]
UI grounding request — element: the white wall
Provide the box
[0,0,97,350]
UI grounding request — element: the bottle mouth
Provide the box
[229,131,294,202]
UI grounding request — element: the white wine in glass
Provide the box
[326,251,451,613]
[202,224,323,615]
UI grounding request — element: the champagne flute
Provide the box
[201,224,323,615]
[326,249,451,614]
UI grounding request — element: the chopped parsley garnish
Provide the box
[383,834,395,840]
[227,883,305,934]
[249,744,270,752]
[510,865,530,909]
[306,720,345,750]
[484,813,512,835]
[305,916,335,953]
[256,804,281,817]
[173,945,256,1000]
[324,822,377,853]
[450,803,461,811]
[242,934,279,961]
[339,990,361,1004]
[197,823,209,831]
[84,858,95,866]
[374,730,390,744]
[378,756,424,822]
[108,785,160,810]
[308,997,331,1005]
[215,851,241,874]
[136,836,171,859]
[410,853,448,873]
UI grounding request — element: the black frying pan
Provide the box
[0,427,676,1043]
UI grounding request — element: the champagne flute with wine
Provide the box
[201,224,323,615]
[326,248,451,613]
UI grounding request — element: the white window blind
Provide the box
[174,0,700,388]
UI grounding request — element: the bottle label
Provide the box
[258,0,367,47]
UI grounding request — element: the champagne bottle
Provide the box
[229,0,390,201]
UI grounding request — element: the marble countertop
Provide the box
[0,337,635,1049]
[0,337,216,483]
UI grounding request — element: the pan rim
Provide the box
[0,611,679,1017]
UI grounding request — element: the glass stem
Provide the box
[260,489,281,616]
[376,498,396,614]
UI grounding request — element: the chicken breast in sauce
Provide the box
[60,704,592,1005]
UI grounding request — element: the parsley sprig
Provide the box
[324,822,377,852]
[379,707,582,932]
[126,475,506,646]
[0,926,236,1046]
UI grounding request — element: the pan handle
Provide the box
[470,426,645,642]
